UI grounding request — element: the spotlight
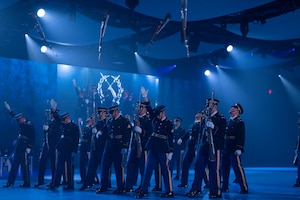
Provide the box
[40,45,47,53]
[37,8,45,18]
[226,44,233,52]
[204,70,211,76]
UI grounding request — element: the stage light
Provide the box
[37,8,45,18]
[226,44,233,52]
[204,70,211,76]
[40,45,47,53]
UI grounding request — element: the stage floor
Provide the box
[0,167,300,200]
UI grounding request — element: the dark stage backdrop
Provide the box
[0,57,299,169]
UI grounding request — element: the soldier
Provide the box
[47,112,80,190]
[221,103,248,194]
[96,105,131,194]
[125,101,153,192]
[187,98,226,198]
[3,101,36,188]
[80,107,108,191]
[169,117,186,180]
[177,112,203,189]
[135,105,174,198]
[35,99,61,187]
[78,116,93,184]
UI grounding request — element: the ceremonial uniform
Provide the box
[35,109,61,187]
[222,103,248,194]
[97,106,131,193]
[80,108,108,190]
[49,113,80,190]
[169,117,186,180]
[136,105,174,198]
[205,99,226,198]
[178,117,202,188]
[3,112,36,188]
[78,118,93,183]
[125,102,153,192]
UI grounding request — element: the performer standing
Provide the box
[204,97,226,198]
[3,101,36,188]
[125,101,153,192]
[177,112,204,189]
[48,112,80,190]
[35,99,61,187]
[96,105,131,194]
[80,107,108,191]
[222,103,248,194]
[135,104,174,198]
[78,116,93,184]
[169,117,186,180]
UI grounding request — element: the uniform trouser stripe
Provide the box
[236,155,248,191]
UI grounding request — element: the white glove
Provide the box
[50,99,57,110]
[140,87,148,98]
[177,138,182,145]
[85,99,89,104]
[235,150,242,156]
[92,128,98,134]
[96,131,102,138]
[43,124,49,131]
[87,152,91,159]
[121,148,127,154]
[26,148,31,154]
[134,126,142,134]
[206,121,215,129]
[167,152,173,161]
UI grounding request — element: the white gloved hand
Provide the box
[43,124,49,131]
[50,99,57,110]
[85,99,89,104]
[121,148,127,154]
[96,131,102,138]
[87,152,91,159]
[92,128,98,134]
[206,121,215,129]
[235,150,242,156]
[26,148,31,154]
[134,126,142,134]
[167,152,173,161]
[140,87,149,98]
[177,138,183,145]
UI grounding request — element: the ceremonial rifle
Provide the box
[293,112,300,166]
[206,90,216,161]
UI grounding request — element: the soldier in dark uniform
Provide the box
[177,112,203,189]
[35,99,61,187]
[96,105,131,194]
[78,116,93,183]
[125,101,153,192]
[186,110,211,197]
[221,103,248,194]
[80,107,108,191]
[135,105,174,199]
[48,112,80,190]
[3,101,36,188]
[187,98,226,198]
[169,117,186,180]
